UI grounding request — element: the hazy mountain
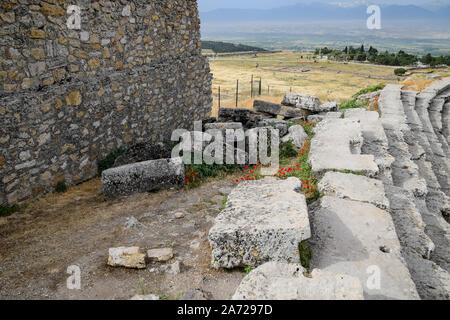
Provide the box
[198,0,450,12]
[200,3,448,22]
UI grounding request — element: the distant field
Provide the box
[208,51,450,117]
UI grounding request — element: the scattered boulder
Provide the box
[257,119,288,137]
[217,108,266,128]
[254,100,310,119]
[204,122,243,132]
[281,125,308,151]
[232,262,364,300]
[108,247,146,269]
[102,158,185,200]
[209,177,311,269]
[147,248,174,262]
[114,142,172,168]
[318,101,338,113]
[282,93,321,112]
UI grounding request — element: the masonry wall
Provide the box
[0,0,213,205]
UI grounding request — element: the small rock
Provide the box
[181,289,211,300]
[174,212,185,219]
[130,294,160,300]
[108,247,146,269]
[161,260,182,275]
[147,248,174,262]
[124,216,147,230]
[190,240,201,250]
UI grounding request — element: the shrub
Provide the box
[0,204,21,217]
[280,141,298,159]
[394,68,407,76]
[55,181,68,193]
[97,148,125,175]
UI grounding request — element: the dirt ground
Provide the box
[0,176,246,300]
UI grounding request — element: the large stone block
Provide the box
[254,100,310,118]
[102,158,185,200]
[282,93,321,112]
[310,196,420,300]
[318,172,389,209]
[309,119,379,177]
[107,247,146,269]
[232,262,364,300]
[208,177,311,269]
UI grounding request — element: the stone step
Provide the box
[208,177,311,269]
[309,196,420,300]
[309,119,379,178]
[443,102,450,146]
[379,87,427,196]
[415,88,450,196]
[232,262,364,300]
[343,108,394,185]
[318,171,389,210]
[379,85,450,299]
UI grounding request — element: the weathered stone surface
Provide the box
[130,294,160,300]
[204,123,243,132]
[309,196,420,300]
[102,158,185,200]
[318,101,338,112]
[281,125,308,150]
[254,100,310,118]
[318,172,389,209]
[282,93,321,112]
[257,119,288,137]
[218,108,256,126]
[208,177,311,269]
[181,289,211,300]
[147,248,174,262]
[108,247,146,269]
[232,262,364,300]
[309,119,379,177]
[114,142,172,167]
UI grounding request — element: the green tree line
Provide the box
[314,45,450,67]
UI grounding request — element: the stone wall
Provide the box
[0,0,213,205]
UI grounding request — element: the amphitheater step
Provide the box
[318,171,389,210]
[415,89,450,196]
[343,108,394,184]
[309,196,420,300]
[378,84,450,299]
[232,262,364,300]
[309,119,379,177]
[208,177,311,269]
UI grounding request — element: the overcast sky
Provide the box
[197,0,449,12]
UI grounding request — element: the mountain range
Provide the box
[200,3,450,22]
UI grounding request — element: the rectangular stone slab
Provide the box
[102,158,185,200]
[318,172,390,209]
[208,177,311,269]
[309,119,379,177]
[310,196,420,300]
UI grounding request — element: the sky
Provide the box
[197,0,450,12]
